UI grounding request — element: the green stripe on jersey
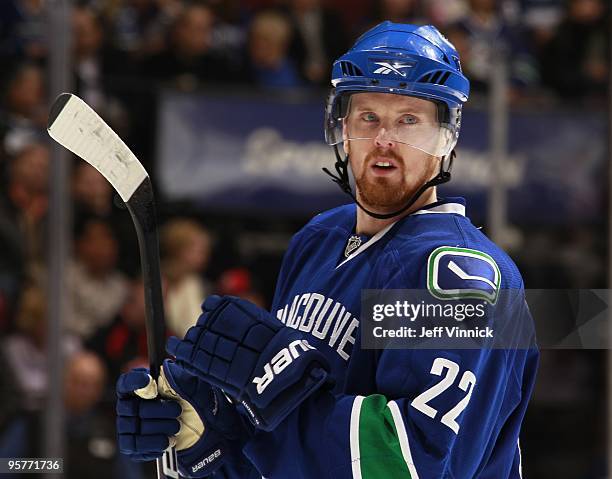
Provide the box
[358,395,412,478]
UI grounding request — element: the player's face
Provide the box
[344,93,439,212]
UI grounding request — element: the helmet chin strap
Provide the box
[322,145,455,220]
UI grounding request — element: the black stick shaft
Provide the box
[126,177,166,378]
[126,178,175,479]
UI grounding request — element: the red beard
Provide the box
[354,148,437,211]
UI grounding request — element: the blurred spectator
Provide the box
[0,144,49,332]
[64,350,107,419]
[72,163,114,218]
[72,5,132,133]
[160,218,212,336]
[0,349,131,479]
[144,2,235,89]
[521,0,565,49]
[217,267,266,308]
[63,351,120,479]
[2,283,80,413]
[0,62,47,158]
[87,277,159,380]
[426,0,467,27]
[0,143,49,279]
[65,216,128,341]
[286,0,348,85]
[71,162,141,277]
[0,0,47,61]
[106,0,181,58]
[3,283,48,412]
[246,10,303,88]
[540,0,609,100]
[446,0,539,94]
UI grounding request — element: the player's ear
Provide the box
[342,122,350,156]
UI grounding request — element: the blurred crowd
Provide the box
[0,0,609,477]
[1,0,610,103]
[0,0,610,165]
[0,162,266,476]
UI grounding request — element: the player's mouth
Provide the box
[370,158,400,176]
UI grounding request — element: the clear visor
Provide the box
[325,96,457,157]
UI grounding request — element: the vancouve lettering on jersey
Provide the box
[276,293,359,361]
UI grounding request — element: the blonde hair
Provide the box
[161,219,208,257]
[15,283,46,337]
[160,219,210,282]
[250,11,292,46]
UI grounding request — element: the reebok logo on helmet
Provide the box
[372,61,414,76]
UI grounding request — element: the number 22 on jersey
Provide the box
[411,357,477,434]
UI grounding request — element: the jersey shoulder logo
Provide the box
[427,246,501,304]
[372,61,413,76]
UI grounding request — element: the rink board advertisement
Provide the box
[157,90,606,223]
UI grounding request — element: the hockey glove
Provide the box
[167,295,332,431]
[116,359,251,477]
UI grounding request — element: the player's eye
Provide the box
[361,112,379,123]
[399,114,418,125]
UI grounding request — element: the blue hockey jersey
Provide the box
[228,197,538,479]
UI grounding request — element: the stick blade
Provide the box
[48,93,72,130]
[47,93,148,202]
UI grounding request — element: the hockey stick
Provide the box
[47,93,180,479]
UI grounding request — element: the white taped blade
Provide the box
[47,93,148,202]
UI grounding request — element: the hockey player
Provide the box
[116,22,538,478]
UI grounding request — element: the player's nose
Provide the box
[374,128,397,148]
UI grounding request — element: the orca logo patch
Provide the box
[427,246,501,304]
